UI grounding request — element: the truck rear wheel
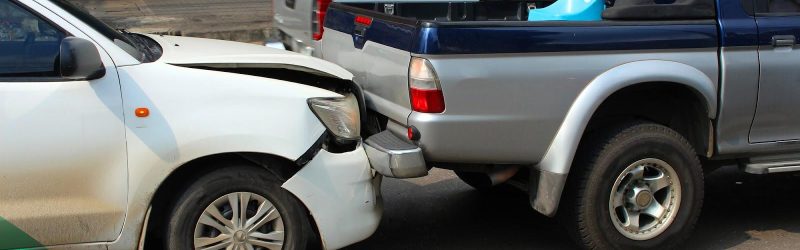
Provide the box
[562,122,703,249]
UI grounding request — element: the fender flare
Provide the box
[530,60,717,216]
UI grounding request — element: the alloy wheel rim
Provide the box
[609,158,681,241]
[194,192,285,250]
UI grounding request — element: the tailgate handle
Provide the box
[351,16,372,49]
[354,26,367,37]
[773,35,796,48]
[352,26,369,49]
[353,15,371,37]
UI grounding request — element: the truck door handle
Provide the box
[773,35,796,47]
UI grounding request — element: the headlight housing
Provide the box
[308,93,361,141]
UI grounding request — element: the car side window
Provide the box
[0,0,66,77]
[757,0,800,14]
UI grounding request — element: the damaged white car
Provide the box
[0,0,427,249]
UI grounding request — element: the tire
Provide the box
[164,164,314,250]
[561,121,704,249]
[455,171,494,190]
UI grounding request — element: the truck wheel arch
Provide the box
[531,60,716,216]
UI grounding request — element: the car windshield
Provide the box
[49,0,161,62]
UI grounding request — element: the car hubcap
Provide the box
[194,192,285,250]
[609,158,681,241]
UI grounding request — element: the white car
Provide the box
[0,0,426,249]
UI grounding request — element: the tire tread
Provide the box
[562,121,704,250]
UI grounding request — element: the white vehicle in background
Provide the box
[267,0,423,57]
[269,0,331,57]
[0,0,425,249]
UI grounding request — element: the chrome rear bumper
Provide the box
[364,131,428,178]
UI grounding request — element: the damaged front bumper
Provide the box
[282,145,382,250]
[281,129,427,249]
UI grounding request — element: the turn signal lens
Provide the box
[308,94,361,140]
[409,57,445,113]
[135,108,149,117]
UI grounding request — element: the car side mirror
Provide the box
[59,37,106,80]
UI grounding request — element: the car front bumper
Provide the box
[282,145,382,250]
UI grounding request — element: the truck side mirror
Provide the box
[59,37,106,80]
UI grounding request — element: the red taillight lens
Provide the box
[312,0,331,41]
[355,15,373,26]
[410,88,445,113]
[409,57,445,113]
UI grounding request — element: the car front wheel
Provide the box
[164,164,314,250]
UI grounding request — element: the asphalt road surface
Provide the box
[345,167,800,250]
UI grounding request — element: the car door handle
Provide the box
[773,35,796,47]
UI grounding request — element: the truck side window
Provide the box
[764,0,800,13]
[0,0,66,77]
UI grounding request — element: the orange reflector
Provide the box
[135,108,150,118]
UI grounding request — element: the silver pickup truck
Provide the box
[321,0,800,248]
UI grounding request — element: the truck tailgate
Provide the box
[320,4,417,125]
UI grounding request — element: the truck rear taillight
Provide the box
[409,57,445,113]
[312,0,331,40]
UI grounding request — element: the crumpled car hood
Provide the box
[144,34,353,80]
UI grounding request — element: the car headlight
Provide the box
[308,93,361,141]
